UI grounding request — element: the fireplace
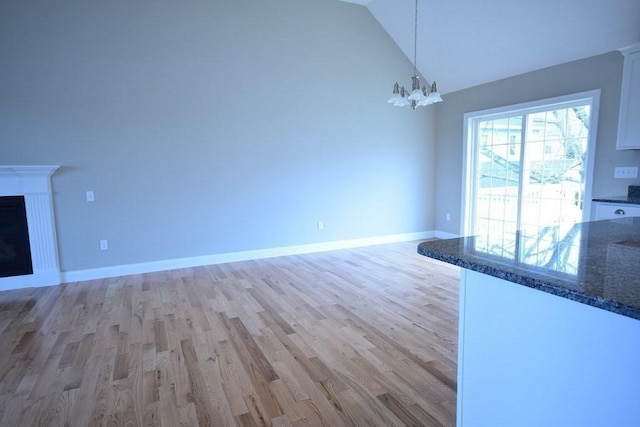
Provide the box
[0,196,33,278]
[0,166,60,290]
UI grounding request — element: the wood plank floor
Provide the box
[0,241,459,426]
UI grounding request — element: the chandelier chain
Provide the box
[413,0,418,77]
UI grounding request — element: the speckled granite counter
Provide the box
[418,218,640,320]
[592,195,640,205]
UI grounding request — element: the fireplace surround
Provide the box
[0,166,60,290]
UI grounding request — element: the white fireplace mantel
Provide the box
[0,165,61,290]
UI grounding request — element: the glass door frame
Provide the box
[461,90,601,237]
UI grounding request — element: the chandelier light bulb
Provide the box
[427,81,443,103]
[388,82,401,104]
[393,87,407,107]
[408,76,426,101]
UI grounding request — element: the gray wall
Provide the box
[434,51,640,235]
[0,0,436,271]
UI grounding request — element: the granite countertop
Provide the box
[592,195,640,205]
[418,218,640,320]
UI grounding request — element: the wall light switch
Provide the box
[86,191,95,202]
[100,240,108,250]
[614,167,638,179]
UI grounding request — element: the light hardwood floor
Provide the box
[0,241,459,426]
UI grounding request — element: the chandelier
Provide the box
[387,0,442,109]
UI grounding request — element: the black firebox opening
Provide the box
[0,196,33,278]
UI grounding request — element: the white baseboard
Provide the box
[61,231,436,284]
[0,270,61,292]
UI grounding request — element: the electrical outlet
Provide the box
[446,213,451,221]
[614,166,638,179]
[100,240,108,250]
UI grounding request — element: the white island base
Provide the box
[457,269,640,427]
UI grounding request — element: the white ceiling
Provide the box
[341,0,640,94]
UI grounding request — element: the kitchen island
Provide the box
[418,219,640,427]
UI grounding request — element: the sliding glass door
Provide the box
[463,91,599,272]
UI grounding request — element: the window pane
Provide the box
[471,97,594,276]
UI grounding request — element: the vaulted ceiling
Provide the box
[341,0,640,94]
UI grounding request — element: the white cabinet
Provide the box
[594,202,640,220]
[617,44,640,149]
[457,269,640,427]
